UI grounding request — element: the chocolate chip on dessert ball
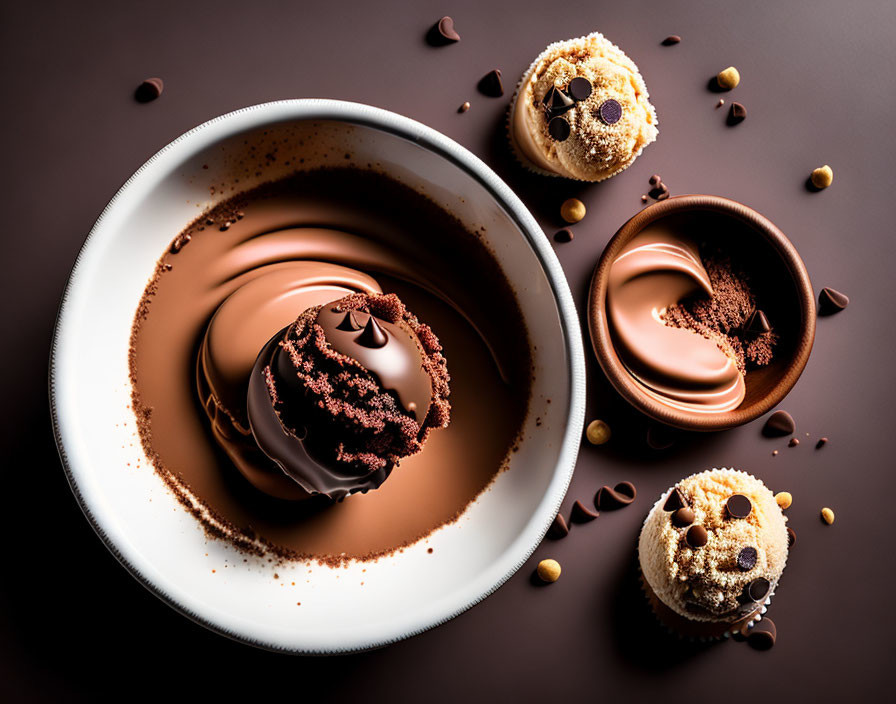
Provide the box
[686,524,708,548]
[672,506,695,528]
[726,494,753,519]
[663,487,688,511]
[737,546,758,571]
[746,577,771,602]
[567,76,593,101]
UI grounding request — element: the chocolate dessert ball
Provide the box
[509,32,658,181]
[638,468,788,638]
[247,292,451,501]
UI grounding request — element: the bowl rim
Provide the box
[48,99,587,653]
[587,194,815,431]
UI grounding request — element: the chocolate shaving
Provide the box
[570,500,598,523]
[818,287,849,315]
[594,481,636,511]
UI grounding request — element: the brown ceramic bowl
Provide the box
[588,195,815,431]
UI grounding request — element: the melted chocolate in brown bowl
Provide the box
[129,167,532,563]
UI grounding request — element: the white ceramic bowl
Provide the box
[50,100,586,653]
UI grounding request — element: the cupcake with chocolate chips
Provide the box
[509,32,658,181]
[638,468,788,639]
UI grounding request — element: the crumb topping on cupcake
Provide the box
[510,32,658,181]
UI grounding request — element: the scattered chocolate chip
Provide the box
[355,316,388,348]
[478,69,504,97]
[788,437,800,448]
[656,191,670,201]
[661,35,681,46]
[594,481,637,511]
[205,218,214,226]
[169,233,191,254]
[437,16,460,42]
[135,77,164,103]
[737,546,758,571]
[649,183,670,200]
[816,437,828,449]
[219,221,232,231]
[458,101,471,113]
[772,450,779,456]
[716,98,725,108]
[598,98,623,124]
[553,228,574,243]
[686,525,708,548]
[727,101,747,125]
[543,85,575,117]
[641,194,648,203]
[649,174,662,187]
[547,513,569,539]
[818,287,849,315]
[726,494,753,519]
[548,116,571,141]
[763,410,795,437]
[747,618,776,650]
[671,507,695,528]
[646,424,676,450]
[787,527,796,547]
[335,311,363,331]
[744,309,771,336]
[567,77,593,101]
[747,577,771,602]
[571,500,599,523]
[663,487,687,512]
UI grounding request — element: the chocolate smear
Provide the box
[567,77,593,102]
[355,315,388,348]
[548,116,571,141]
[727,101,747,125]
[763,410,795,437]
[595,481,636,510]
[663,487,687,512]
[478,69,504,97]
[570,500,598,523]
[547,513,569,539]
[661,35,682,45]
[135,77,164,103]
[746,618,777,650]
[818,287,849,315]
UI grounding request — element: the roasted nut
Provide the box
[586,419,611,445]
[775,491,793,510]
[560,198,586,223]
[716,66,740,90]
[537,558,562,583]
[811,165,834,189]
[821,507,835,525]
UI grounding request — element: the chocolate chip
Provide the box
[747,577,770,602]
[787,527,796,547]
[547,513,569,539]
[818,287,849,315]
[726,494,753,519]
[816,437,828,449]
[727,101,747,125]
[478,69,504,97]
[744,309,771,336]
[671,507,695,528]
[335,311,363,331]
[663,487,687,512]
[598,98,623,124]
[548,116,571,141]
[542,85,575,117]
[567,77,593,101]
[646,424,676,450]
[437,16,460,42]
[594,481,637,511]
[648,174,662,187]
[553,228,574,243]
[737,546,758,571]
[661,35,681,45]
[135,77,164,103]
[571,500,599,523]
[649,184,669,199]
[656,191,670,201]
[355,316,388,348]
[746,618,776,650]
[789,437,800,447]
[169,233,191,254]
[763,410,795,437]
[458,101,471,113]
[686,525,708,548]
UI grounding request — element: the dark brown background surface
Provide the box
[2,0,894,701]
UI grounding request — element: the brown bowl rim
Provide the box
[587,194,815,431]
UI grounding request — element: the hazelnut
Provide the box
[810,165,834,189]
[537,558,562,583]
[775,491,793,510]
[821,507,835,525]
[560,198,586,223]
[586,419,611,445]
[716,66,740,90]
